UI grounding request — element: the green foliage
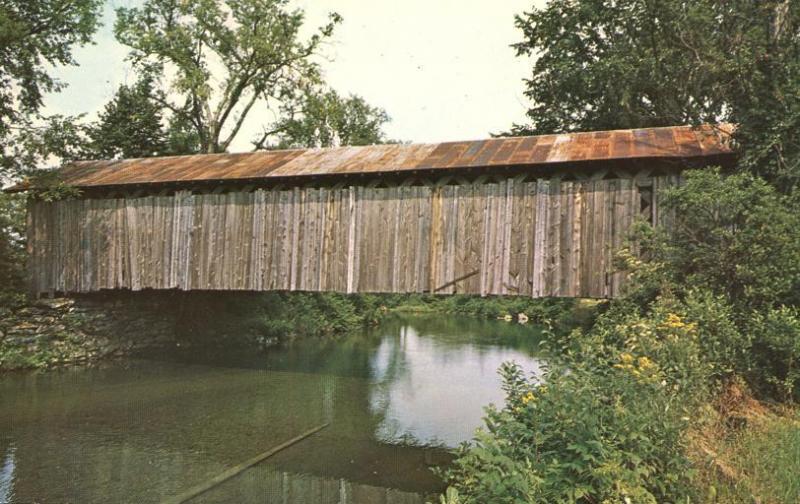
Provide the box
[264,89,393,149]
[443,283,771,503]
[509,0,800,188]
[0,193,26,307]
[447,361,698,503]
[85,75,202,159]
[679,291,750,381]
[617,170,800,398]
[0,0,101,134]
[114,0,342,154]
[634,169,800,311]
[86,77,170,159]
[508,0,725,135]
[444,297,728,503]
[713,1,800,188]
[2,113,89,181]
[749,307,800,401]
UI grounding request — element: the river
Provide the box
[0,314,545,503]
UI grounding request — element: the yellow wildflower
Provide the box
[637,356,655,370]
[661,313,686,328]
[521,391,536,404]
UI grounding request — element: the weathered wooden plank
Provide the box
[532,179,549,297]
[28,172,678,298]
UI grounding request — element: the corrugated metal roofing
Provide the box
[10,124,733,191]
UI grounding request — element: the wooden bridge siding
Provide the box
[27,175,678,297]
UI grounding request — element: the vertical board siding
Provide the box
[27,175,678,297]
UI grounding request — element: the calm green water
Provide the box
[0,314,545,503]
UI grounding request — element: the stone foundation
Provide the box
[0,293,179,371]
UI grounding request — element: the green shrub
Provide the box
[679,291,750,381]
[445,360,698,504]
[444,301,718,503]
[749,307,800,401]
[640,169,800,311]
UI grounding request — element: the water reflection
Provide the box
[196,464,425,504]
[0,443,15,503]
[0,314,544,503]
[369,320,543,446]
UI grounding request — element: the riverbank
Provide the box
[383,294,602,331]
[691,384,800,503]
[3,291,579,373]
[0,295,177,371]
[0,291,389,372]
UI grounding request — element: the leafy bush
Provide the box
[446,361,698,503]
[641,169,800,311]
[445,301,717,503]
[679,291,750,382]
[748,307,800,401]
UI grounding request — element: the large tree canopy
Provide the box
[86,77,200,159]
[86,77,169,160]
[260,89,392,150]
[0,0,101,180]
[0,0,101,130]
[510,0,726,135]
[511,0,800,186]
[114,0,342,154]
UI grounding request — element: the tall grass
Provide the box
[710,412,800,503]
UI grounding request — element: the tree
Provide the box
[510,1,800,187]
[0,0,101,132]
[0,191,25,305]
[639,169,800,310]
[0,0,101,301]
[509,0,725,136]
[0,0,101,180]
[86,78,169,159]
[257,89,392,149]
[114,0,342,154]
[85,76,201,159]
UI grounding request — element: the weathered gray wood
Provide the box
[27,173,676,298]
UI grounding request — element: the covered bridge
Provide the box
[14,124,734,298]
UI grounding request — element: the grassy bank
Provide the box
[381,293,600,332]
[692,385,800,503]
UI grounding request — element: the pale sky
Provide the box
[44,0,543,152]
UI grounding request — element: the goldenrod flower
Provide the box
[521,391,536,404]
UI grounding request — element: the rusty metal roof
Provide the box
[9,124,733,191]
